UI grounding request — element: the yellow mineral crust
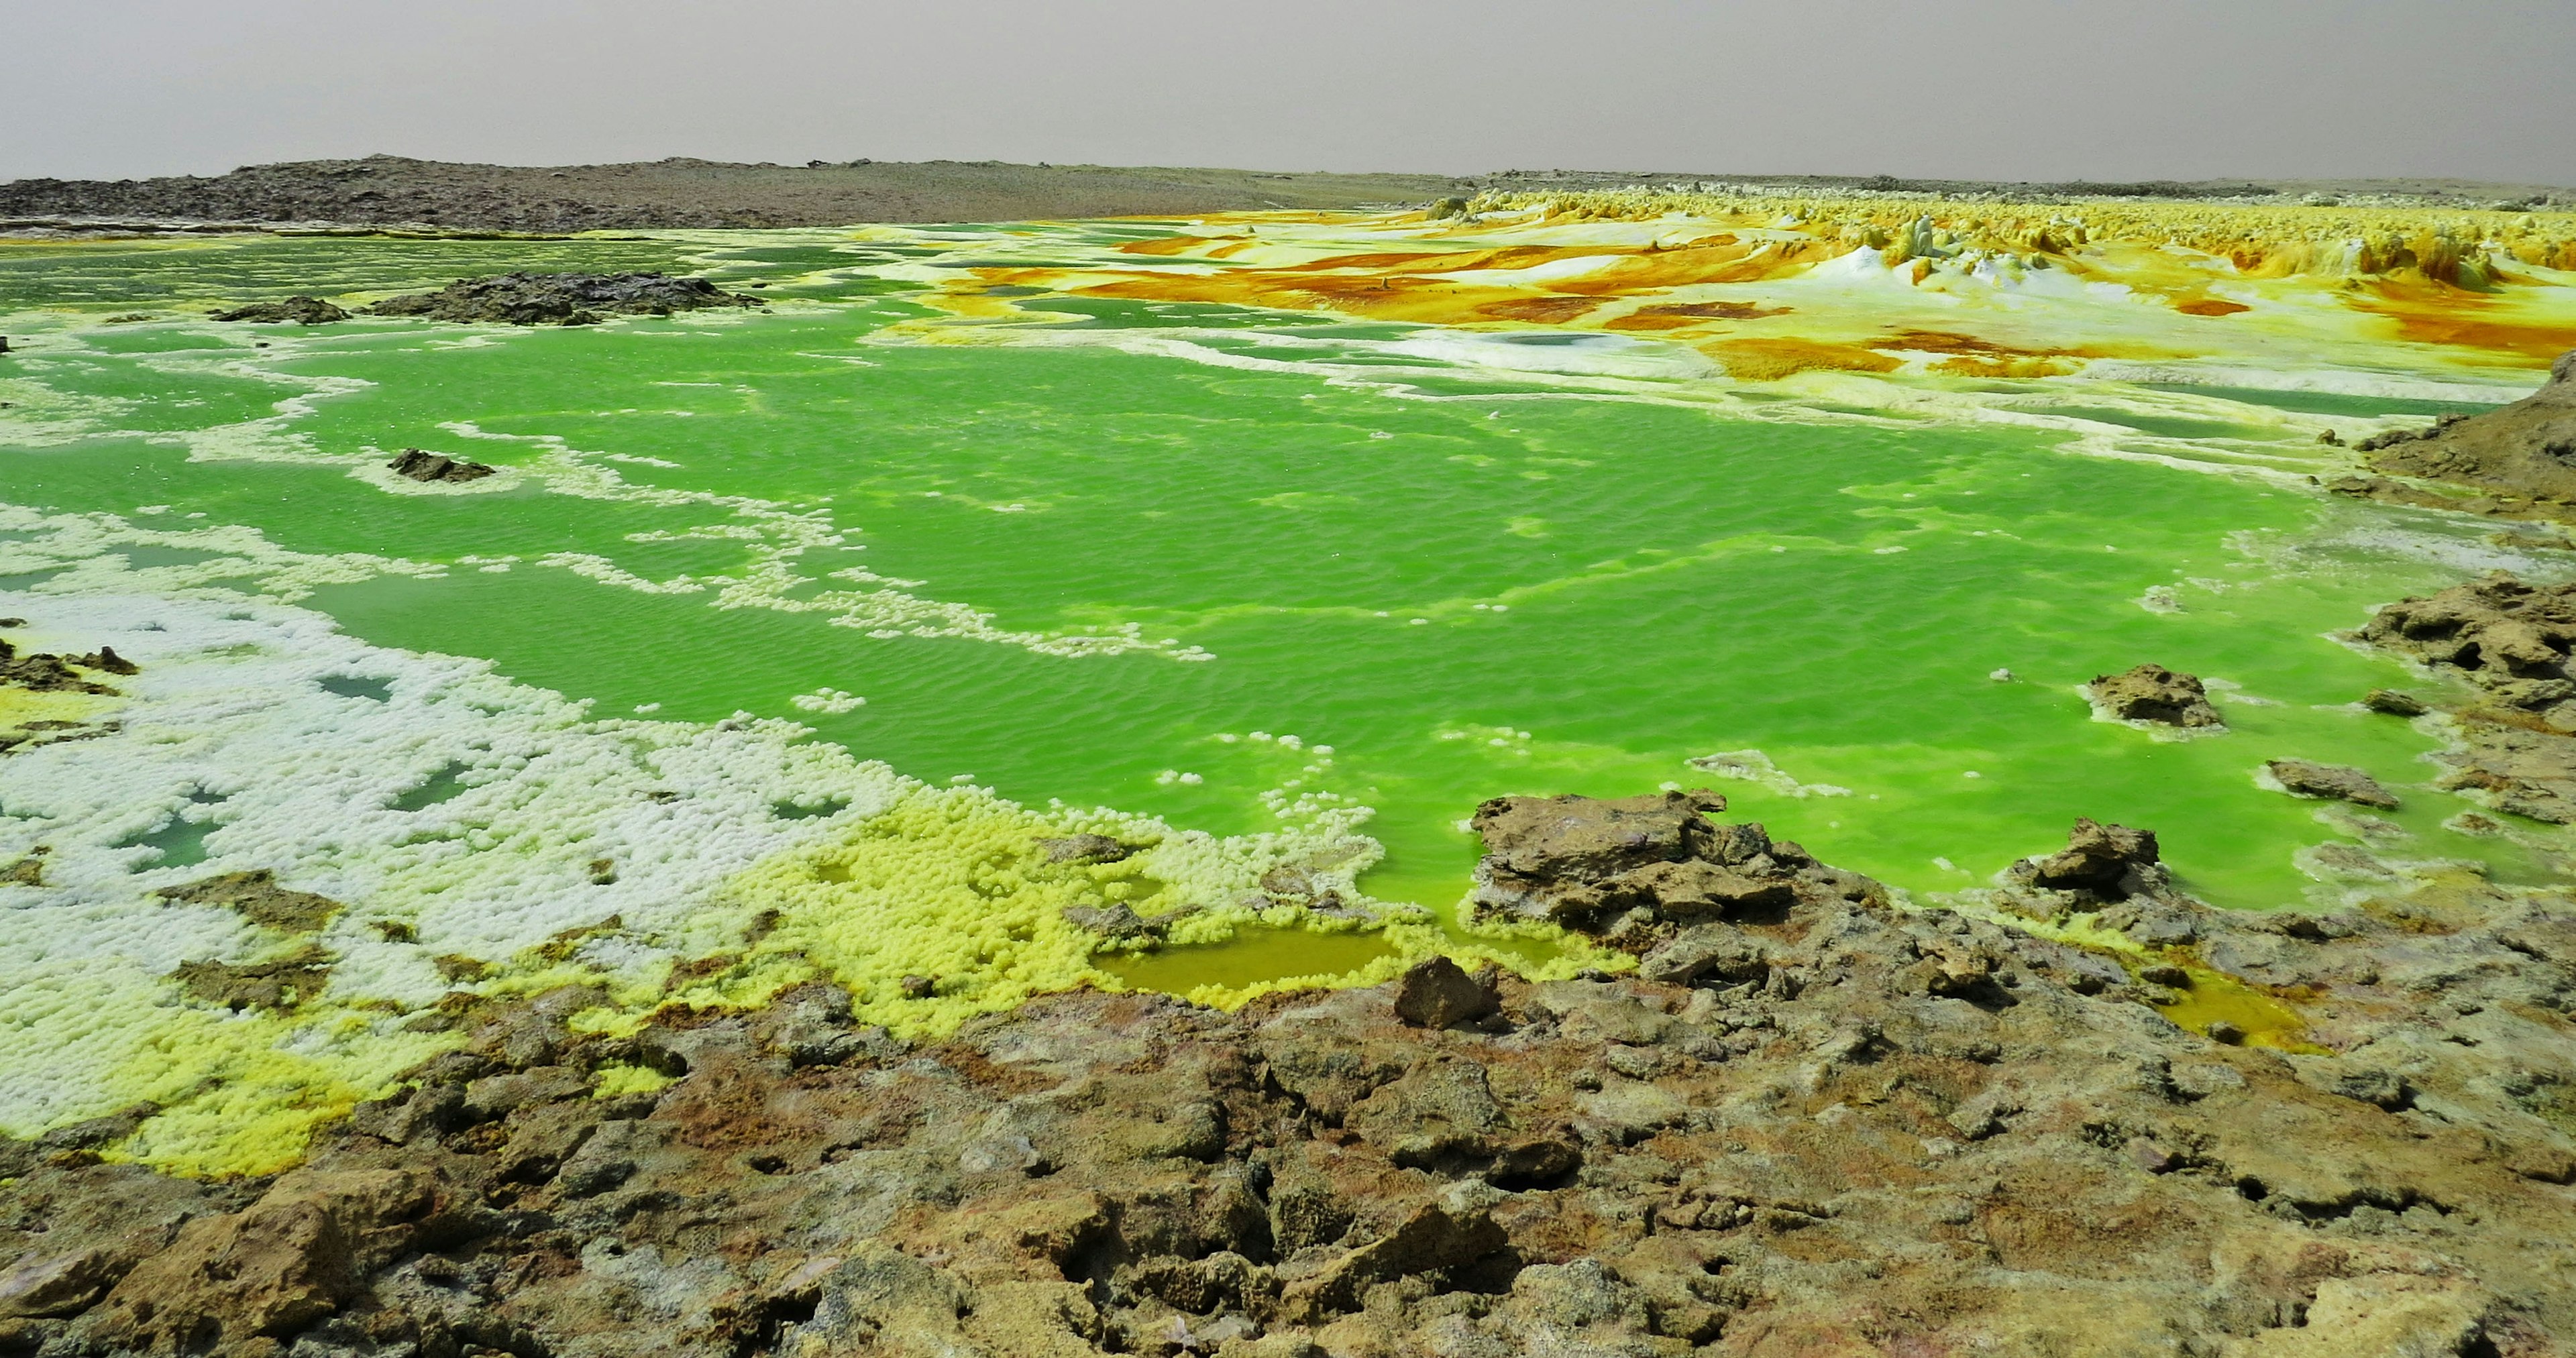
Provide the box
[885,193,2576,386]
[0,512,1487,1177]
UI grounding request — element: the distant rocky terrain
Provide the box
[4,761,2571,1356]
[1,157,2563,235]
[0,158,1477,233]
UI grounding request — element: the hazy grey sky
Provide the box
[5,0,2571,185]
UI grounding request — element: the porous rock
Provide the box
[2267,758,2400,809]
[3,793,2571,1356]
[2088,663,2226,728]
[209,295,349,324]
[2357,573,2576,820]
[384,448,496,483]
[1038,833,1134,864]
[2341,348,2576,516]
[364,271,761,326]
[2008,817,2164,898]
[1392,956,1498,1028]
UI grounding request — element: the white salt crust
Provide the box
[0,505,1382,1158]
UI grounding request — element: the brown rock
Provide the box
[209,296,348,325]
[2267,758,2400,809]
[0,1247,127,1318]
[2088,663,2225,728]
[2363,688,2428,716]
[385,448,496,483]
[2354,349,2576,515]
[1609,857,1794,919]
[1037,834,1133,864]
[71,646,138,676]
[156,870,343,932]
[1062,903,1160,940]
[86,1170,430,1353]
[2015,817,2161,896]
[1391,956,1498,1028]
[170,951,332,1012]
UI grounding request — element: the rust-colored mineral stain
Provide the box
[2356,301,2576,362]
[1705,337,1904,380]
[1477,296,1600,324]
[2174,298,2253,317]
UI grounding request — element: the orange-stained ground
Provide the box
[876,190,2576,385]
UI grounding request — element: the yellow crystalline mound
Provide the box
[674,784,1424,1035]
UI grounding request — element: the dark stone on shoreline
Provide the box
[2087,663,2224,728]
[364,272,759,326]
[2010,817,2163,897]
[1063,903,1159,941]
[1392,956,1498,1028]
[2363,688,2429,716]
[1038,834,1133,864]
[2341,349,2576,518]
[2267,758,2400,809]
[386,449,496,483]
[209,295,348,324]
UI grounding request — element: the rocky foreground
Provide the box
[3,778,2571,1357]
[2329,349,2576,520]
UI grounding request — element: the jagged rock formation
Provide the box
[0,637,131,697]
[384,450,495,484]
[2355,572,2576,821]
[2329,350,2576,520]
[1467,789,1882,939]
[2362,351,2576,494]
[208,297,348,325]
[5,796,2571,1356]
[2088,663,2226,728]
[362,273,760,327]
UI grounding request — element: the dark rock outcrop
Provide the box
[364,272,759,326]
[2087,663,2225,728]
[2356,573,2576,820]
[1391,956,1499,1028]
[209,296,348,325]
[2336,349,2576,516]
[1039,834,1134,864]
[2008,817,2166,899]
[156,869,345,932]
[1468,789,1877,932]
[2266,758,2400,809]
[384,449,496,484]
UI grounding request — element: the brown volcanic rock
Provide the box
[384,448,496,483]
[5,797,2573,1355]
[2267,758,2401,809]
[2352,349,2576,512]
[209,296,347,325]
[2088,663,2226,728]
[2356,573,2576,821]
[364,270,759,326]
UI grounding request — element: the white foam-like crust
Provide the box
[0,503,1389,1158]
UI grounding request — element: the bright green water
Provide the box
[1,230,2560,956]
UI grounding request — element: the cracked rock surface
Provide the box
[5,797,2573,1357]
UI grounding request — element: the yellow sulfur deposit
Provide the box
[877,192,2576,385]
